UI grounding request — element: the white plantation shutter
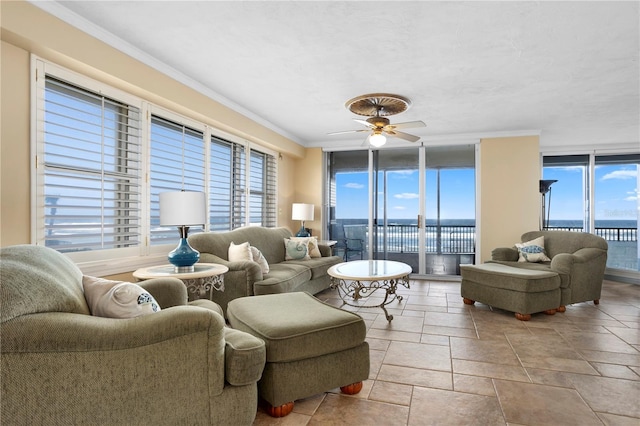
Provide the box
[149,116,205,244]
[249,149,277,227]
[34,58,278,268]
[209,137,245,231]
[41,76,142,252]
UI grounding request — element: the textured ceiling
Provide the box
[40,1,639,150]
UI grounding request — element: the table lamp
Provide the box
[291,203,314,237]
[160,191,206,272]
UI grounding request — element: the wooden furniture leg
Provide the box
[557,305,566,312]
[340,381,363,395]
[515,313,531,321]
[544,309,557,315]
[594,299,600,305]
[266,401,294,418]
[463,298,475,305]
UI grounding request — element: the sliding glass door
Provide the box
[328,145,476,277]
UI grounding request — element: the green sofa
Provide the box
[1,245,266,425]
[188,227,342,315]
[488,230,609,308]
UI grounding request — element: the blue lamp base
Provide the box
[168,237,200,273]
[295,223,310,237]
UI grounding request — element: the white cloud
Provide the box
[602,170,637,180]
[394,192,419,199]
[344,182,364,189]
[624,195,637,201]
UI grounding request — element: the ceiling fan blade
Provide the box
[328,129,369,136]
[386,130,420,143]
[353,119,375,128]
[386,120,426,130]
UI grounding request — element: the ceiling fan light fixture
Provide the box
[369,133,387,147]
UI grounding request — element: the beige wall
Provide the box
[1,41,31,246]
[291,148,325,238]
[479,136,540,262]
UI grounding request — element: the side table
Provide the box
[133,263,228,301]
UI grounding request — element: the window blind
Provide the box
[249,149,277,227]
[209,136,246,230]
[149,116,205,244]
[42,77,142,252]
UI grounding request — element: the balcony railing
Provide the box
[544,227,637,242]
[345,224,636,255]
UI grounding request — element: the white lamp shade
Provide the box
[160,191,206,226]
[291,203,314,221]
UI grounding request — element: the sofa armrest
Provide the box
[223,327,266,386]
[551,248,607,276]
[1,306,225,353]
[491,247,518,262]
[138,277,188,308]
[550,253,575,276]
[318,244,332,257]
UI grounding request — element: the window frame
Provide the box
[32,56,278,276]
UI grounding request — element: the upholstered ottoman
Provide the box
[227,292,369,417]
[460,263,562,321]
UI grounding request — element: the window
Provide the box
[39,75,142,254]
[249,149,277,227]
[543,153,639,274]
[149,115,205,245]
[209,137,245,231]
[34,58,278,271]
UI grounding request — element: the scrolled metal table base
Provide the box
[330,275,410,321]
[182,275,225,301]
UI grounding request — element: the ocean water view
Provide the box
[332,218,638,272]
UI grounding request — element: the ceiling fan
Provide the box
[328,93,426,147]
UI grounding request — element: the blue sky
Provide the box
[336,165,638,222]
[544,165,639,222]
[336,168,476,220]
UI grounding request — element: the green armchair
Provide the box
[1,245,265,425]
[489,230,608,308]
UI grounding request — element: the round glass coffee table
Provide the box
[328,260,411,321]
[133,263,228,301]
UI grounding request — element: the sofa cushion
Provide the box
[83,276,161,318]
[227,292,366,363]
[285,256,337,280]
[461,263,560,293]
[253,263,312,294]
[516,236,551,263]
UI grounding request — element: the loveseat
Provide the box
[188,227,342,314]
[1,244,266,425]
[488,230,608,308]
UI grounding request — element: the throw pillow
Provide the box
[82,276,161,318]
[284,238,310,260]
[228,241,252,262]
[250,245,270,274]
[515,236,551,263]
[291,236,322,258]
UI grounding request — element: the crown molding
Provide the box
[27,1,302,145]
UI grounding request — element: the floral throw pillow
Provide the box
[515,236,551,263]
[291,236,322,258]
[284,238,310,260]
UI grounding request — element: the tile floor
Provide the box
[252,279,640,425]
